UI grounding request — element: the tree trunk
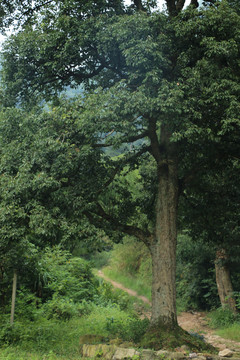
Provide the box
[150,160,178,328]
[10,270,17,325]
[215,249,237,313]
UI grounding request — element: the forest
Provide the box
[0,0,239,359]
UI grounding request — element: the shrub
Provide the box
[39,247,99,303]
[106,316,149,343]
[84,304,149,343]
[41,296,93,320]
[0,322,22,345]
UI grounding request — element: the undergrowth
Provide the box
[0,303,148,358]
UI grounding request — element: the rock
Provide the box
[82,344,100,358]
[79,334,106,344]
[205,355,222,360]
[174,345,190,354]
[141,349,157,360]
[156,350,169,356]
[155,351,185,359]
[189,353,198,358]
[82,344,116,359]
[113,347,140,360]
[218,349,234,357]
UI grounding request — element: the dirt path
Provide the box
[97,270,240,352]
[98,271,151,305]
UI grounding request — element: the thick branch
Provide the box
[176,0,186,12]
[85,203,152,247]
[128,130,149,143]
[96,166,120,195]
[60,63,105,81]
[165,0,177,16]
[190,0,199,8]
[94,130,148,148]
[133,0,147,12]
[19,1,54,20]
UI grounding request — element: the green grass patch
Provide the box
[0,346,82,360]
[0,304,148,358]
[208,307,240,342]
[209,307,240,329]
[215,323,240,342]
[102,267,151,301]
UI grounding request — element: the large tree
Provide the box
[1,0,239,345]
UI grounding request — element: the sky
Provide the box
[0,0,192,47]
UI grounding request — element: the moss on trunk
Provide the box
[140,322,217,353]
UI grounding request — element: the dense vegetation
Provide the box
[0,0,239,358]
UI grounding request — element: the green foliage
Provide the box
[41,296,92,321]
[14,288,40,321]
[83,304,149,343]
[0,300,147,357]
[105,315,149,343]
[39,247,98,303]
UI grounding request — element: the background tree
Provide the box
[0,101,111,321]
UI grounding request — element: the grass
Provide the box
[102,267,151,301]
[0,303,144,359]
[215,323,240,342]
[0,347,82,360]
[208,307,240,342]
[0,317,86,359]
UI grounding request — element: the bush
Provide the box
[39,247,99,303]
[83,304,149,343]
[0,322,22,345]
[41,296,93,320]
[105,316,149,343]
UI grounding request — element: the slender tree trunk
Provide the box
[0,266,5,307]
[10,270,17,326]
[215,249,237,313]
[150,160,178,328]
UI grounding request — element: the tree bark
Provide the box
[10,270,17,326]
[215,249,237,313]
[150,159,178,328]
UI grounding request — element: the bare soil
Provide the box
[97,270,240,352]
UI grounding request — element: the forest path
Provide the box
[97,270,240,352]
